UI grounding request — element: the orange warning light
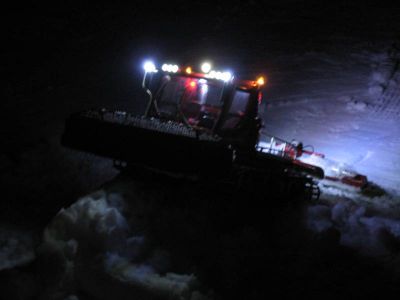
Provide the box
[256,76,265,86]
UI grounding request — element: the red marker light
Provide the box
[189,81,197,88]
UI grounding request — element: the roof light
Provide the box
[185,67,192,74]
[143,61,157,73]
[206,70,233,82]
[172,65,179,73]
[207,70,217,79]
[256,76,265,86]
[221,71,232,82]
[162,63,179,73]
[201,62,212,73]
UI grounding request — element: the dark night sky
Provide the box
[3,1,399,75]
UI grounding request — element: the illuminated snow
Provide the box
[307,183,400,257]
[40,191,207,300]
[263,48,400,192]
[308,200,400,257]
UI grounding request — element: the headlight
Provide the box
[201,62,212,73]
[143,61,157,73]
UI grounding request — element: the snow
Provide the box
[39,190,208,300]
[307,180,400,258]
[0,226,35,271]
[104,253,198,297]
[307,200,400,257]
[32,173,400,299]
[262,45,400,192]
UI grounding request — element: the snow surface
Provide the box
[31,175,400,299]
[260,42,400,261]
[262,45,400,192]
[2,177,400,299]
[38,190,209,300]
[308,183,400,258]
[0,226,35,271]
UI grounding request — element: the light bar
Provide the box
[161,64,179,73]
[144,60,235,82]
[206,70,233,82]
[143,61,157,73]
[221,72,233,82]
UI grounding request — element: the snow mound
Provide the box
[320,182,400,214]
[308,189,400,258]
[39,190,207,300]
[104,253,198,297]
[0,226,35,271]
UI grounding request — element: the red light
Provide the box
[189,81,197,88]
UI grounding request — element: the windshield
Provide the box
[219,90,251,130]
[154,75,224,129]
